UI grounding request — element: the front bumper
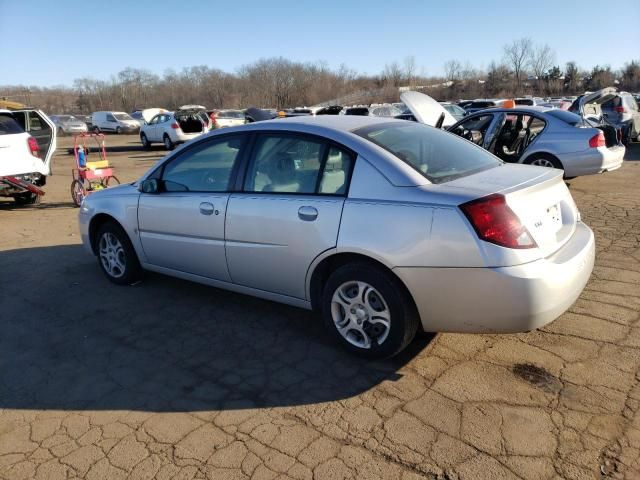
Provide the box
[79,208,93,254]
[394,222,595,333]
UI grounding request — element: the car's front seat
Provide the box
[320,150,346,194]
[263,154,300,192]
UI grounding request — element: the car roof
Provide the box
[268,114,398,131]
[469,106,552,115]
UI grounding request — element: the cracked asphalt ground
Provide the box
[1,136,639,480]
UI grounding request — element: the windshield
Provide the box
[58,115,76,122]
[546,109,586,126]
[114,113,133,120]
[355,122,501,184]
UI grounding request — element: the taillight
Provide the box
[171,123,180,129]
[460,194,536,249]
[614,106,625,113]
[589,131,606,148]
[27,136,39,157]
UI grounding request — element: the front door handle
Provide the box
[199,202,215,215]
[298,206,318,221]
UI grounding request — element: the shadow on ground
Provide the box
[0,245,433,412]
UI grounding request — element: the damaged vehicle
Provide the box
[140,108,208,150]
[79,115,595,358]
[0,108,56,205]
[401,91,625,178]
[569,88,640,145]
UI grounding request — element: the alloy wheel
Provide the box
[331,281,391,349]
[531,158,555,168]
[99,232,126,278]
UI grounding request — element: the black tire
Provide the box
[12,192,40,205]
[321,263,419,359]
[94,221,142,285]
[163,134,174,150]
[523,154,563,170]
[104,176,120,187]
[116,126,122,135]
[92,125,100,134]
[140,133,150,149]
[70,179,87,207]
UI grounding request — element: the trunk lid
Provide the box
[447,164,579,259]
[578,87,618,119]
[400,91,457,128]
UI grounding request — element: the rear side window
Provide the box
[244,135,324,193]
[0,114,24,135]
[546,109,585,126]
[355,122,501,184]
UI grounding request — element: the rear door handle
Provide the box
[199,202,215,215]
[298,206,318,221]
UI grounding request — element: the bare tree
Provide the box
[529,44,556,79]
[443,60,463,83]
[403,56,416,87]
[503,37,533,93]
[382,62,403,87]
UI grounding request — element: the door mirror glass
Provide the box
[140,178,159,194]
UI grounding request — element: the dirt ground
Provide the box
[1,135,639,480]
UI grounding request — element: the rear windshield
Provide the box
[546,109,586,126]
[0,113,24,135]
[355,122,501,184]
[346,108,369,116]
[217,110,245,119]
[515,99,534,106]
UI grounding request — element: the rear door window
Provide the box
[0,114,24,135]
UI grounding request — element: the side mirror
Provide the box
[139,178,159,194]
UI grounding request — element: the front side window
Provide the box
[356,122,501,184]
[107,114,116,122]
[244,135,325,193]
[161,136,245,192]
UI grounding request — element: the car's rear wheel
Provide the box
[140,133,150,149]
[524,154,562,170]
[322,263,419,358]
[163,134,174,150]
[95,221,142,285]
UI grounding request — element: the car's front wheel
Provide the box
[116,126,122,135]
[322,263,419,358]
[95,221,142,285]
[140,133,150,149]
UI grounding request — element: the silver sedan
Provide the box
[79,116,595,358]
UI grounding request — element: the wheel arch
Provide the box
[520,151,563,168]
[88,213,123,255]
[307,250,418,319]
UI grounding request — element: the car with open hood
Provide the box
[401,91,625,178]
[0,108,56,204]
[569,88,640,145]
[79,115,594,358]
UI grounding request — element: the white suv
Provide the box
[140,109,208,150]
[0,109,56,204]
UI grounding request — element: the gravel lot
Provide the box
[1,136,639,480]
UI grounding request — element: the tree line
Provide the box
[2,38,639,114]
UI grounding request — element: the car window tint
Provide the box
[245,135,324,193]
[107,114,116,122]
[356,122,501,184]
[319,147,353,195]
[12,111,26,130]
[0,114,23,135]
[162,136,244,192]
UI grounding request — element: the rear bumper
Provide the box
[394,222,595,333]
[562,146,625,177]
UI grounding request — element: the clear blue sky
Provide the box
[1,0,638,86]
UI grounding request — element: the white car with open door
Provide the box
[0,109,56,204]
[401,91,625,178]
[140,108,208,150]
